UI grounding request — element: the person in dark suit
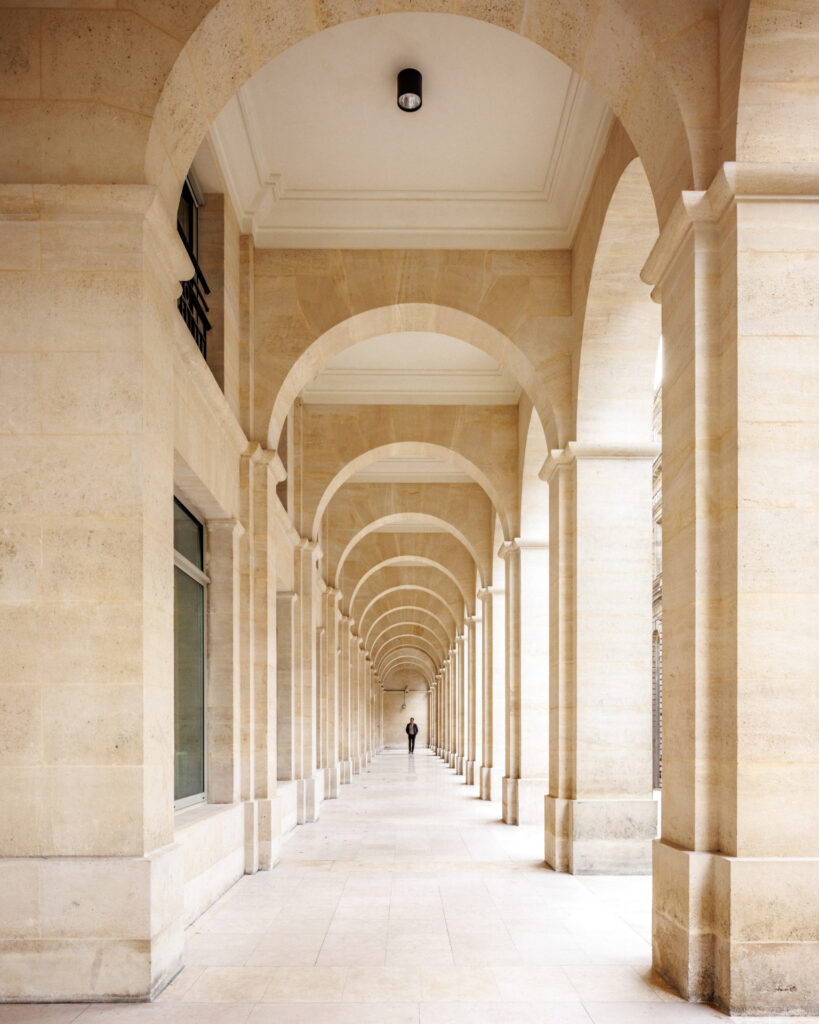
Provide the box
[406,717,419,753]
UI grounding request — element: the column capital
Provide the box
[640,162,819,298]
[456,634,466,648]
[207,516,245,539]
[539,442,659,482]
[276,590,297,605]
[242,442,287,484]
[477,586,504,600]
[497,540,520,560]
[296,536,324,563]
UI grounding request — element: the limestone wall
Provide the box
[383,689,429,748]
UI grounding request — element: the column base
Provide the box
[351,755,362,775]
[447,751,456,768]
[339,759,353,784]
[297,772,324,824]
[455,755,465,775]
[653,840,819,1015]
[545,796,657,873]
[0,844,184,1001]
[465,760,477,785]
[323,763,341,800]
[502,777,549,825]
[480,765,503,801]
[244,797,282,873]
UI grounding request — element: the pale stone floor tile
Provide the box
[16,750,814,1023]
[247,1003,419,1024]
[342,966,422,1001]
[565,964,665,1002]
[181,967,273,1003]
[419,1003,594,1024]
[493,965,582,1002]
[73,1006,254,1023]
[260,967,346,1002]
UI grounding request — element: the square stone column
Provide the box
[454,633,466,775]
[642,164,819,1016]
[276,591,298,783]
[478,587,505,800]
[322,589,341,797]
[542,444,657,871]
[502,540,550,824]
[465,614,479,785]
[293,539,323,822]
[338,618,353,783]
[0,185,190,999]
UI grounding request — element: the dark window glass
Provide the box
[174,498,203,569]
[174,566,205,802]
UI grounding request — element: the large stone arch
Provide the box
[139,3,714,226]
[375,634,443,675]
[325,487,493,586]
[371,622,448,663]
[380,651,436,687]
[736,0,818,163]
[350,558,472,621]
[364,604,456,652]
[301,404,518,539]
[357,585,460,645]
[338,532,479,613]
[266,303,561,452]
[575,158,660,446]
[355,572,465,636]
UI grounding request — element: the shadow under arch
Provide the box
[267,304,557,454]
[313,441,513,542]
[375,634,443,673]
[336,512,487,590]
[380,649,436,681]
[350,556,472,623]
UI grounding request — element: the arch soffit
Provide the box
[375,634,442,671]
[349,557,471,621]
[357,585,460,640]
[380,649,436,680]
[147,4,705,245]
[338,530,480,603]
[311,439,514,542]
[364,604,455,651]
[575,158,660,446]
[371,625,447,663]
[367,611,453,655]
[334,512,488,590]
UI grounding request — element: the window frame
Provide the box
[173,497,210,812]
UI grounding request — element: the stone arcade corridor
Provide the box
[8,750,817,1024]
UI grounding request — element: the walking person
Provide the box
[406,717,419,753]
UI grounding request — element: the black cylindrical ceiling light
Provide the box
[397,68,422,112]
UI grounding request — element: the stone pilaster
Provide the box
[465,614,479,784]
[641,164,819,1015]
[499,541,522,824]
[542,444,657,871]
[293,539,323,823]
[455,633,466,775]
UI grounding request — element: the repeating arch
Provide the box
[364,604,456,651]
[335,512,488,590]
[349,557,471,622]
[313,441,513,541]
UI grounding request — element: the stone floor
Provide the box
[5,748,817,1023]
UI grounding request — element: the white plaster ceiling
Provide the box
[301,331,520,405]
[202,12,612,249]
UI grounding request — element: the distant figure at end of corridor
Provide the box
[406,717,419,753]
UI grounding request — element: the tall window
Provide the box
[174,498,207,807]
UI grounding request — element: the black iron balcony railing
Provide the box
[177,230,211,359]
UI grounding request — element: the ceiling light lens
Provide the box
[397,68,422,112]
